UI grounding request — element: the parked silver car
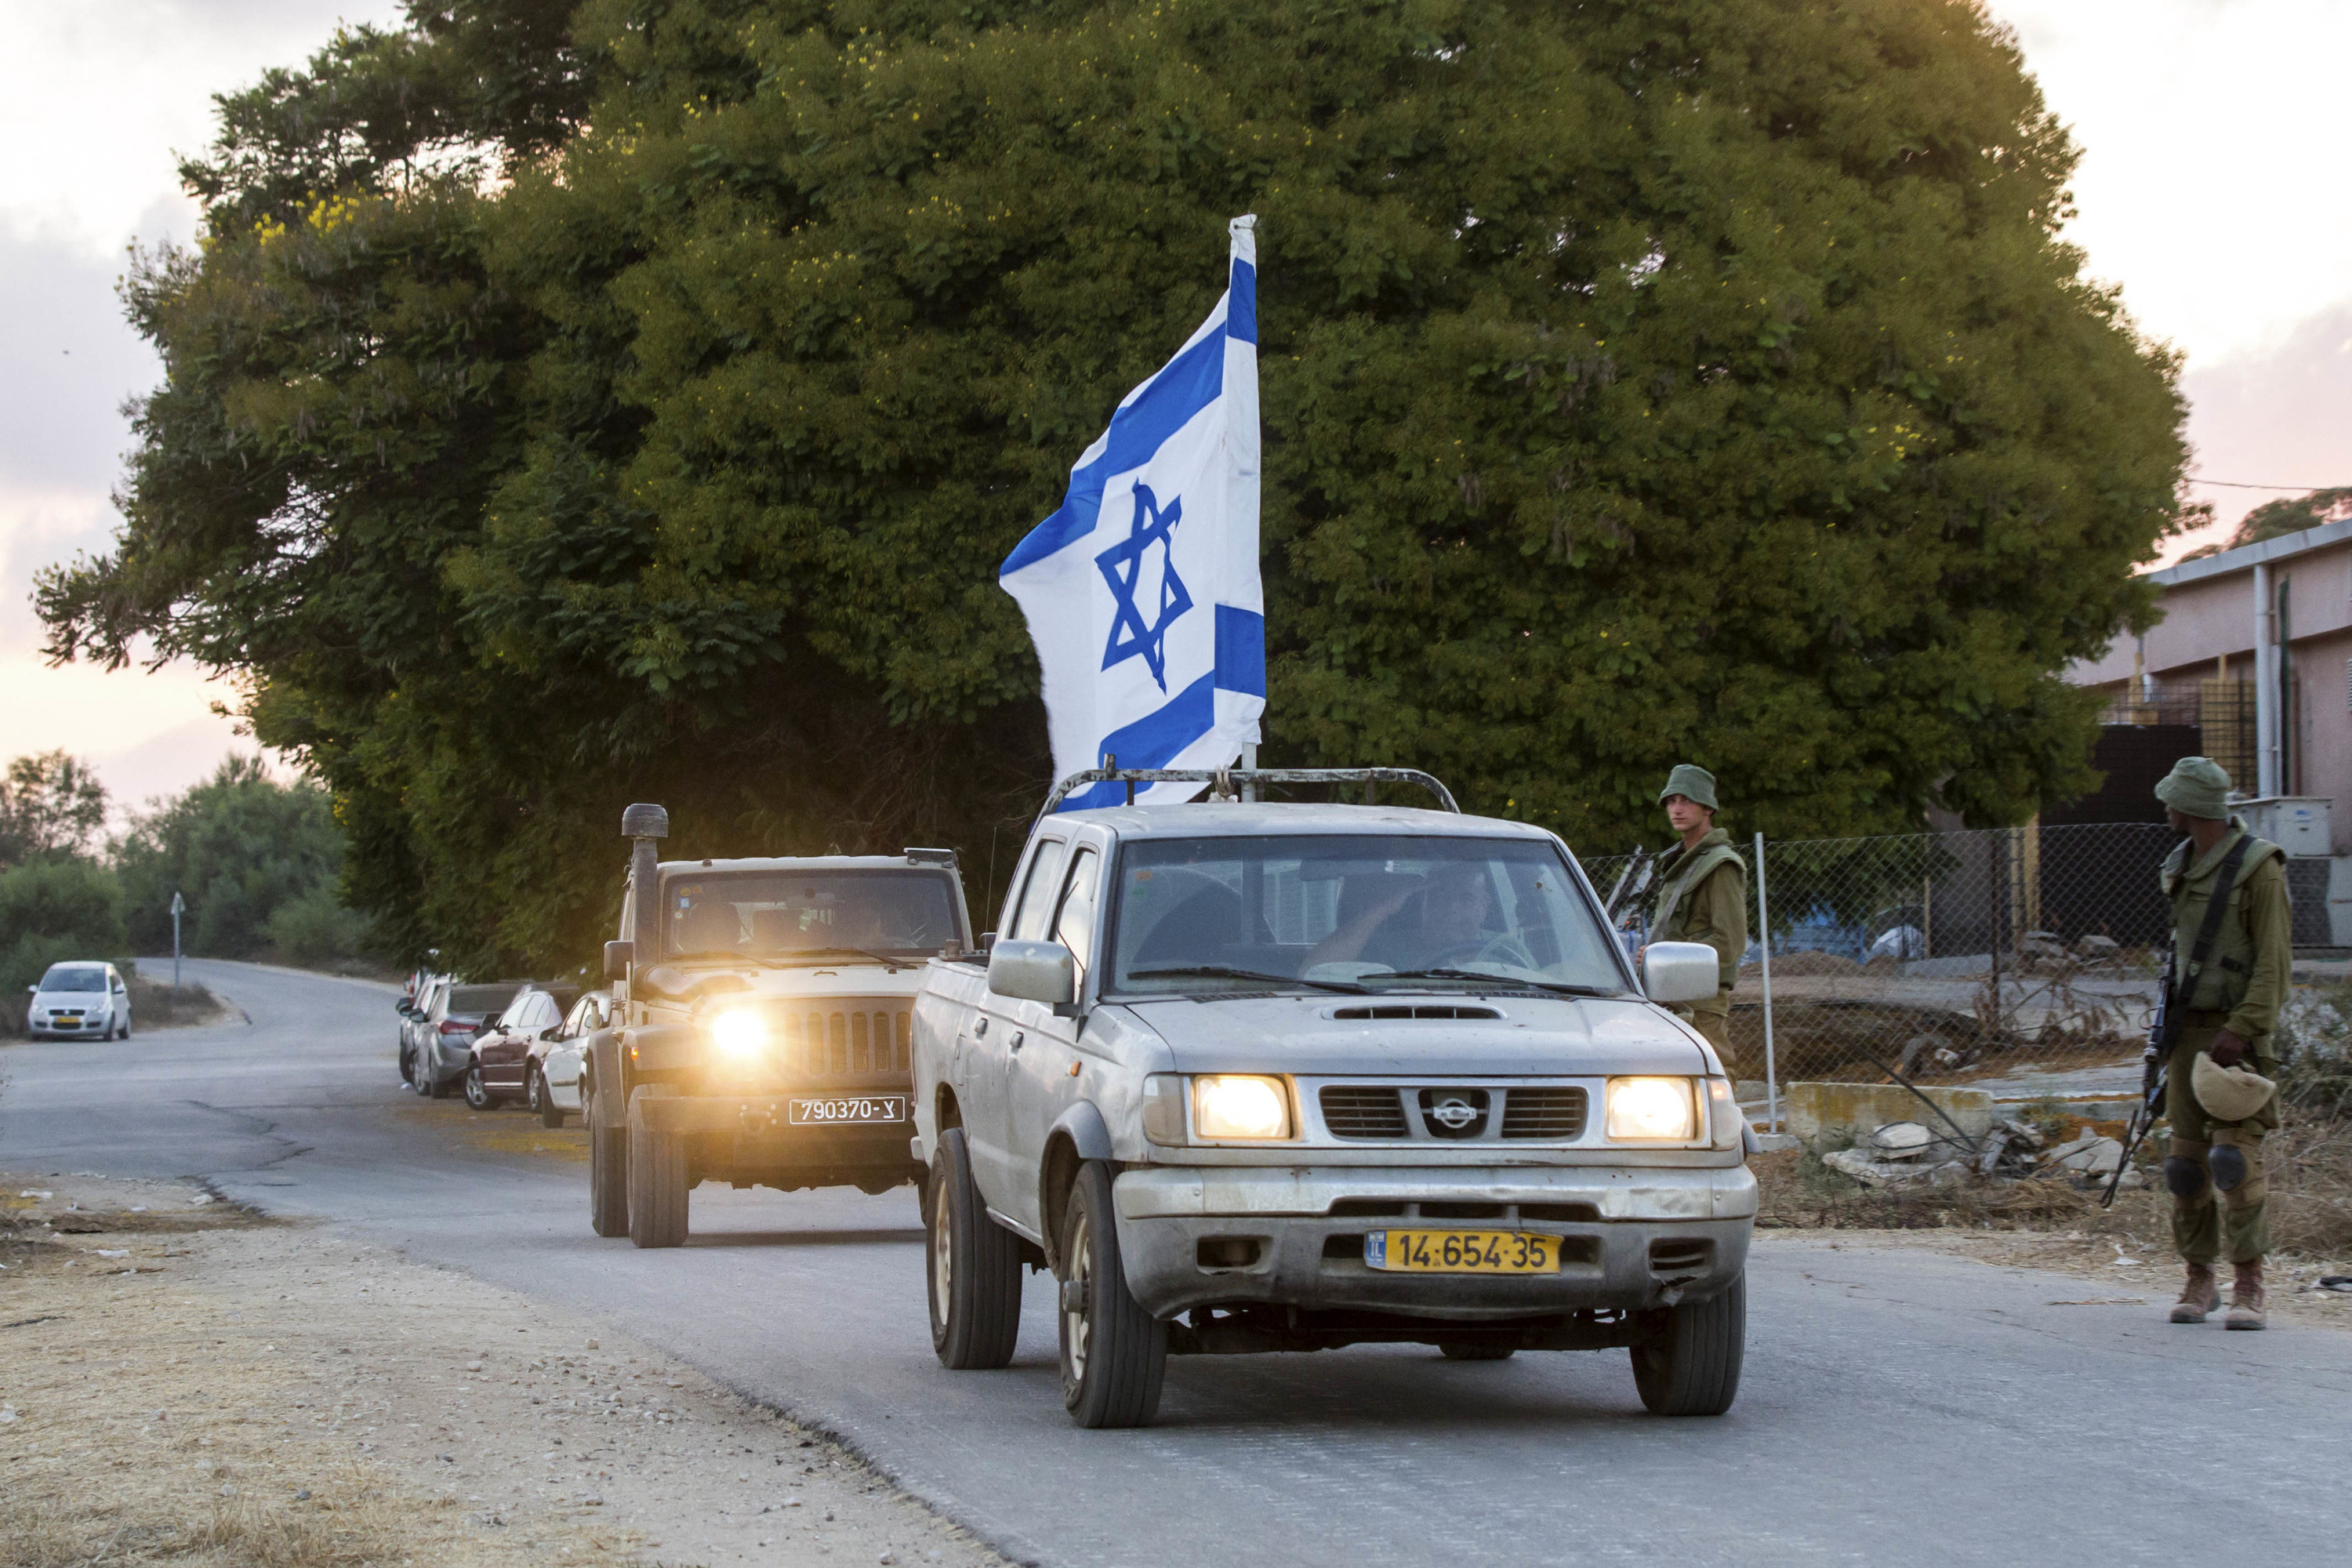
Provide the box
[912,768,1752,1428]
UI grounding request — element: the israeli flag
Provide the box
[1000,216,1264,811]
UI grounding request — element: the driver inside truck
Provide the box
[1305,863,1494,974]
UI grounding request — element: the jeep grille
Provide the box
[781,1004,912,1080]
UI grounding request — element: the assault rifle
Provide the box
[2102,946,2176,1208]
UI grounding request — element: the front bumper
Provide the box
[636,1092,919,1175]
[1112,1162,1755,1321]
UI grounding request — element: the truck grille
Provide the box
[1500,1087,1588,1139]
[1319,1087,1410,1138]
[782,1004,911,1080]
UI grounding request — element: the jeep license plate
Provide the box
[786,1095,907,1127]
[1363,1230,1561,1274]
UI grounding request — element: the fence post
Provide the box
[1754,831,1777,1134]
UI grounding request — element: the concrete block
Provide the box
[1784,1082,1995,1147]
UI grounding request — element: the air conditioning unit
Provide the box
[2237,796,2332,858]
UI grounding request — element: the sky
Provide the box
[2,0,2348,816]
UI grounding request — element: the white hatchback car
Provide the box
[27,962,132,1040]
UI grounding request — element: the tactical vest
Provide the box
[2161,822,2284,1015]
[1653,833,1745,941]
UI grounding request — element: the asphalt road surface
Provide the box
[6,959,2350,1566]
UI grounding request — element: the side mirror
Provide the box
[604,940,633,981]
[987,939,1075,1007]
[396,1000,416,1016]
[25,984,36,996]
[1641,941,1721,1006]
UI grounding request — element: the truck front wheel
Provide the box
[926,1127,1022,1369]
[1630,1272,1744,1417]
[587,1081,628,1238]
[626,1087,688,1249]
[1057,1161,1167,1428]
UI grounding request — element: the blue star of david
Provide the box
[1094,483,1193,691]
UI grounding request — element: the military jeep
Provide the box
[583,804,973,1247]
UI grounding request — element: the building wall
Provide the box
[2067,528,2352,857]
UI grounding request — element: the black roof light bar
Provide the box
[1040,766,1461,818]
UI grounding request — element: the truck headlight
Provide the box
[709,1008,768,1059]
[1192,1075,1293,1140]
[1606,1076,1697,1142]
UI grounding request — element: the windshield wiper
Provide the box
[1376,968,1622,997]
[1126,965,1370,994]
[757,947,913,972]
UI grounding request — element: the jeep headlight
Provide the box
[1606,1076,1697,1141]
[709,1008,768,1060]
[1192,1075,1293,1141]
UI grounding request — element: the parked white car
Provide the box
[26,961,132,1040]
[526,989,612,1127]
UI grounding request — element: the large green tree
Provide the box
[40,0,2188,975]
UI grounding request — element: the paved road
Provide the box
[6,959,2350,1566]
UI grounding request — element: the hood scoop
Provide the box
[1329,1004,1502,1022]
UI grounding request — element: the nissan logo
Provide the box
[1431,1095,1479,1130]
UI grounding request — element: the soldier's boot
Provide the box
[2226,1259,2267,1330]
[2169,1261,2220,1324]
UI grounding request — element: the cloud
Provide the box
[2150,303,2352,561]
[1988,0,2352,363]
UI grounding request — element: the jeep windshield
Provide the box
[1106,834,1630,998]
[665,871,961,960]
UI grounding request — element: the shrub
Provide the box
[263,885,372,970]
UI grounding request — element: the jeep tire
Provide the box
[626,1086,688,1248]
[1056,1160,1166,1428]
[926,1127,1022,1370]
[1631,1272,1744,1416]
[587,1081,629,1238]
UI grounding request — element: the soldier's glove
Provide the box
[2209,1030,2250,1069]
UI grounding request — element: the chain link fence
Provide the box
[1586,822,2180,1112]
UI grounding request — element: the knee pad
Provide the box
[2209,1144,2249,1193]
[2164,1156,2209,1200]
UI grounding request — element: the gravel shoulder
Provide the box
[1,1173,1007,1568]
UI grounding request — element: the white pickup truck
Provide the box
[910,768,1755,1428]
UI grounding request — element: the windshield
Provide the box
[664,871,962,960]
[38,965,107,993]
[1106,835,1627,997]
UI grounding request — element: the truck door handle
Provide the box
[974,1018,988,1037]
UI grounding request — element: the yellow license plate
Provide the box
[1363,1230,1560,1274]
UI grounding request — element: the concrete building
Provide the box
[2067,517,2352,945]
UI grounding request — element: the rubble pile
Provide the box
[1804,1097,2145,1192]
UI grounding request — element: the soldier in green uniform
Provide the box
[2153,757,2292,1330]
[1646,764,1749,1073]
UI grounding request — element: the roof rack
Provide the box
[1041,767,1460,817]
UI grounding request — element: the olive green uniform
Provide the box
[1653,828,1748,1070]
[2160,819,2292,1265]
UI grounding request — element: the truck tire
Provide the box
[1057,1160,1166,1428]
[926,1127,1022,1370]
[587,1083,629,1238]
[1631,1272,1744,1417]
[626,1087,688,1248]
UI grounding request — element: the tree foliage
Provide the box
[0,751,110,869]
[42,0,2188,974]
[113,757,351,960]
